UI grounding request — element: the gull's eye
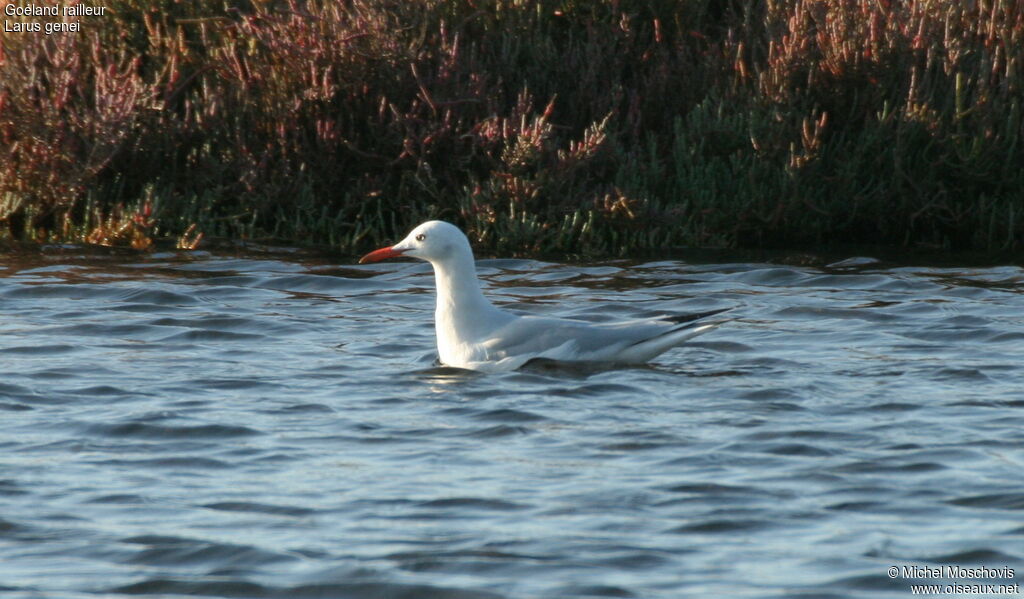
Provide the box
[415,233,426,242]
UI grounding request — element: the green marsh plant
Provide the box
[1,0,1020,254]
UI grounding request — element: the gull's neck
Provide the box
[431,252,500,340]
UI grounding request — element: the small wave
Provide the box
[462,425,533,439]
[48,322,158,338]
[662,482,761,495]
[0,344,77,355]
[0,382,36,400]
[824,573,904,592]
[275,403,335,414]
[601,441,681,451]
[386,548,554,575]
[111,579,505,599]
[549,382,645,397]
[736,267,811,286]
[803,273,892,289]
[670,518,773,534]
[258,274,403,293]
[836,460,946,474]
[201,502,317,517]
[471,408,547,423]
[762,443,834,457]
[0,517,28,536]
[88,421,261,440]
[417,497,530,511]
[90,457,231,469]
[932,367,991,382]
[118,288,201,305]
[86,493,147,504]
[158,330,267,342]
[0,402,31,412]
[187,378,281,390]
[872,402,922,411]
[826,500,885,512]
[739,388,803,401]
[926,548,1021,564]
[2,283,120,300]
[948,493,1024,510]
[71,385,138,399]
[552,585,636,598]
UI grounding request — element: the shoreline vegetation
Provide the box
[1,0,1022,256]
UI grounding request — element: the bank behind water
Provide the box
[1,1,1021,255]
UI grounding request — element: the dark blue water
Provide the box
[1,248,1022,598]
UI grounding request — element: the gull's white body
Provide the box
[360,221,727,372]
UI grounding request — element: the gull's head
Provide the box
[359,220,471,265]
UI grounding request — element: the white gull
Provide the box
[359,220,728,372]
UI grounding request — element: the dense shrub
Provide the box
[1,0,1021,254]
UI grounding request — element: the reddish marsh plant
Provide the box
[0,0,1020,253]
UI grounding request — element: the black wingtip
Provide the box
[662,307,732,326]
[625,307,733,348]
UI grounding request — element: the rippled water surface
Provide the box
[2,247,1023,598]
